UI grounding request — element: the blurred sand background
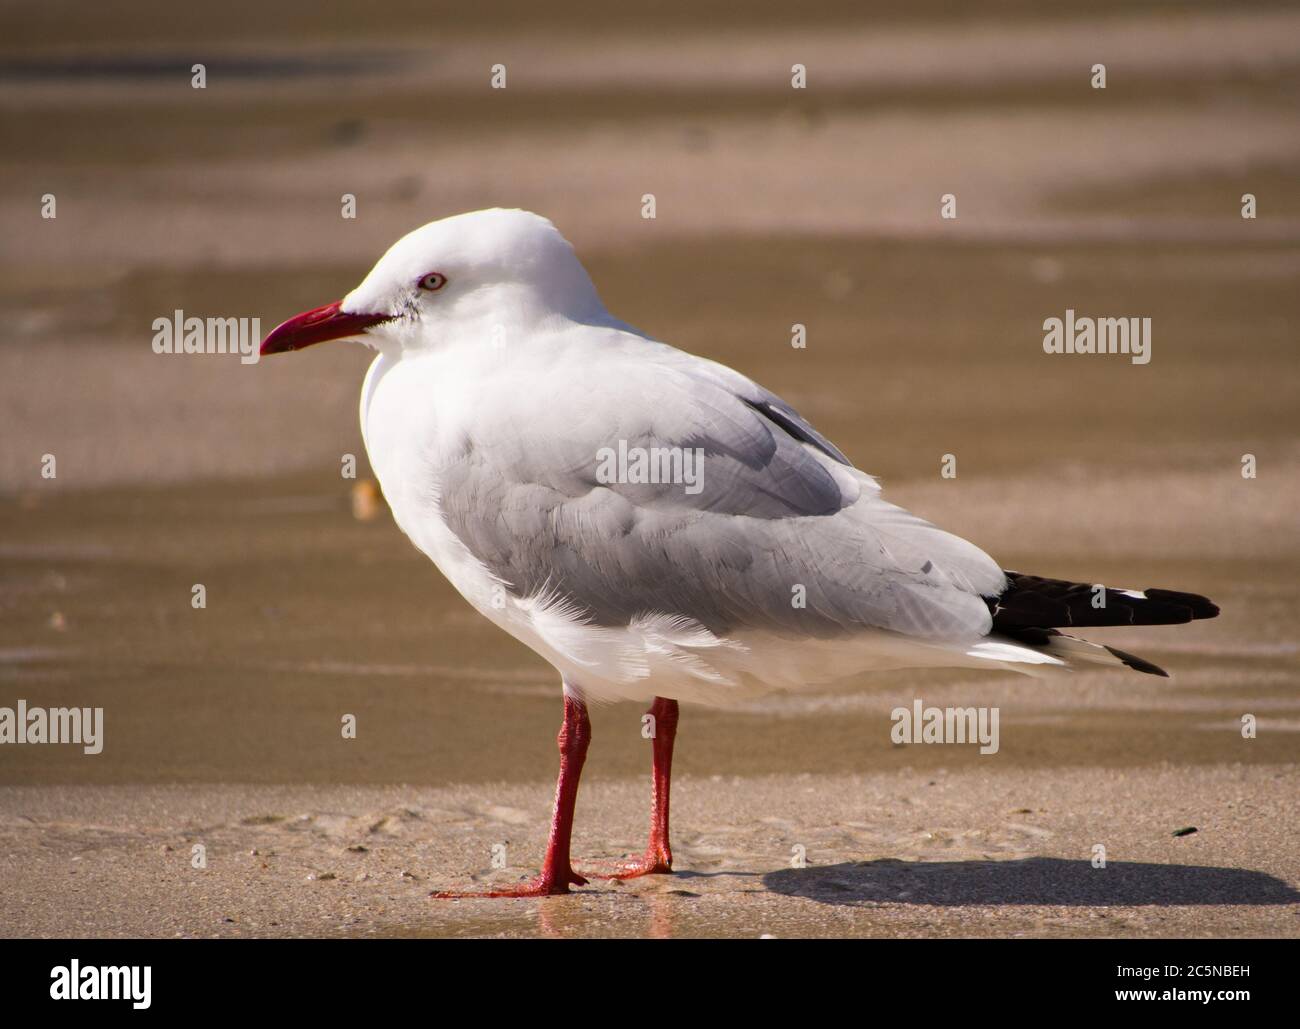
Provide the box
[0,1,1297,937]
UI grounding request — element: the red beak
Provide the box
[260,301,392,356]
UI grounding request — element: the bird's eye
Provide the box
[418,272,447,292]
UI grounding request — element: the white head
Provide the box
[260,209,606,357]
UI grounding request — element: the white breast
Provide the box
[360,350,617,693]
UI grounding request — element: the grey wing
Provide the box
[439,347,1005,640]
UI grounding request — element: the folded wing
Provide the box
[436,336,1006,642]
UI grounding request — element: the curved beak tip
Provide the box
[259,301,390,356]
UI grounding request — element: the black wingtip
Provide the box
[1145,589,1220,620]
[992,572,1221,628]
[1104,645,1169,677]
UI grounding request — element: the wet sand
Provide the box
[0,449,1297,788]
[1,3,1298,936]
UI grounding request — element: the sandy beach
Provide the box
[3,767,1296,938]
[1,2,1297,937]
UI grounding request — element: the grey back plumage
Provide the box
[435,332,1005,641]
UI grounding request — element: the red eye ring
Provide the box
[418,272,447,291]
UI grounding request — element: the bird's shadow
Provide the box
[763,857,1300,907]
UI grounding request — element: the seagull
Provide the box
[260,208,1220,897]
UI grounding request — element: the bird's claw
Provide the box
[581,850,673,881]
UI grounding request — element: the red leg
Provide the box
[432,693,591,898]
[586,696,678,880]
